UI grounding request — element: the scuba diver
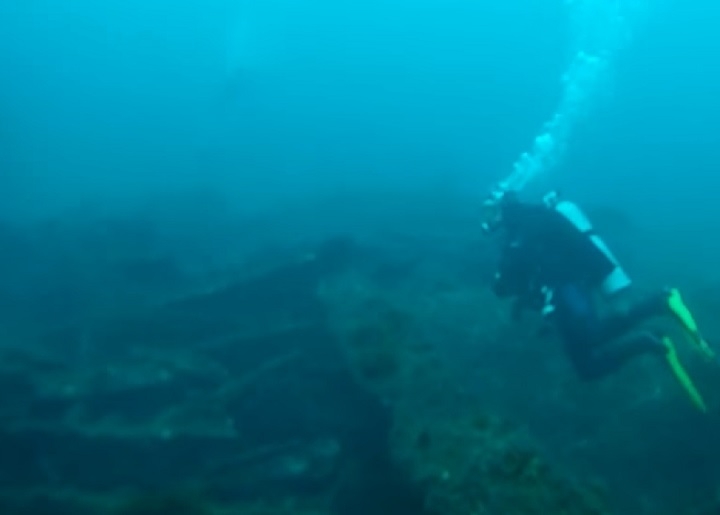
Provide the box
[483,189,716,412]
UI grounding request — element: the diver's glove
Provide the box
[534,286,557,338]
[540,286,556,317]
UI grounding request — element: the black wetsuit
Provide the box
[492,200,668,380]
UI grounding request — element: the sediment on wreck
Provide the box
[0,238,409,514]
[0,233,615,514]
[323,266,611,515]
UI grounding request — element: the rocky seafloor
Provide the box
[1,201,720,515]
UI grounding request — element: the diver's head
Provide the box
[481,188,520,235]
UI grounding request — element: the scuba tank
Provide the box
[542,191,631,297]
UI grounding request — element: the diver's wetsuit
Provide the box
[492,199,668,380]
[550,283,668,379]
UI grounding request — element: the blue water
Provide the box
[3,1,717,230]
[2,1,720,513]
[0,0,568,215]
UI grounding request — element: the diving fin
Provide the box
[666,288,716,360]
[662,336,707,413]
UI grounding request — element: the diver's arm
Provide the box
[492,241,527,298]
[491,239,542,299]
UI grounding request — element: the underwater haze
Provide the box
[0,1,717,239]
[0,0,571,219]
[4,1,720,514]
[4,1,717,218]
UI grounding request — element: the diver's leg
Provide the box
[565,330,665,381]
[567,330,708,412]
[596,288,715,359]
[552,285,675,381]
[594,291,670,343]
